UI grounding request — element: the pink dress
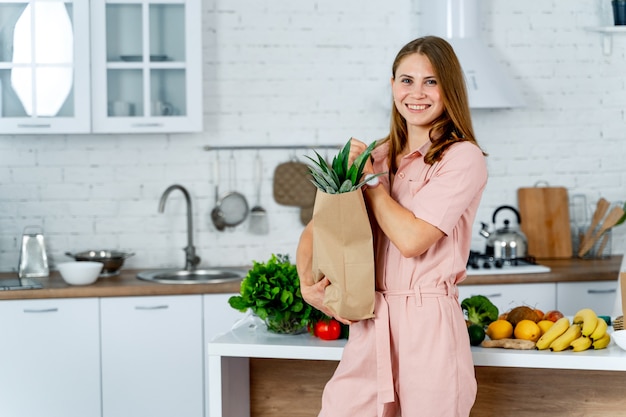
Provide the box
[319,140,488,417]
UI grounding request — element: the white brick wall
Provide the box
[0,0,624,272]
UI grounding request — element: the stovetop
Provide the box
[466,251,551,276]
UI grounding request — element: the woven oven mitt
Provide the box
[272,161,317,225]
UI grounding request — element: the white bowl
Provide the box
[612,329,626,351]
[57,261,103,285]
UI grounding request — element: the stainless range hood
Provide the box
[420,0,524,109]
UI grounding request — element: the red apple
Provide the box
[543,310,565,322]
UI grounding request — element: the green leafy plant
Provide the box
[228,254,315,334]
[305,138,385,194]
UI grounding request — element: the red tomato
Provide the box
[314,319,342,340]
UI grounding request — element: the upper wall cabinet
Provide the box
[0,0,91,134]
[90,0,202,133]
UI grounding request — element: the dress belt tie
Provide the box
[373,285,455,411]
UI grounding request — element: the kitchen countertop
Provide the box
[207,323,626,417]
[0,255,621,300]
[0,268,244,300]
[208,324,626,371]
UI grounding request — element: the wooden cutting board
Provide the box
[517,186,572,259]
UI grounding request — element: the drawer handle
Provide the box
[23,308,59,313]
[483,293,502,298]
[587,289,616,295]
[17,123,52,128]
[135,305,169,310]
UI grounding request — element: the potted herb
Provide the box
[228,254,316,334]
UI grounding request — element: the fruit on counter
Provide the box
[513,319,541,342]
[573,308,599,338]
[543,310,565,322]
[537,320,555,335]
[481,338,536,350]
[313,318,342,340]
[468,324,486,346]
[570,335,593,352]
[591,333,611,350]
[550,324,582,352]
[506,305,540,327]
[589,317,608,341]
[536,317,571,350]
[461,295,499,328]
[533,309,544,321]
[486,319,513,340]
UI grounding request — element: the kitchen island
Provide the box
[209,324,626,417]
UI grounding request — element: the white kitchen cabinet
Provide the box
[101,295,204,417]
[458,283,556,314]
[90,0,203,133]
[0,0,91,134]
[0,298,101,417]
[556,281,618,316]
[203,293,248,417]
[204,293,246,341]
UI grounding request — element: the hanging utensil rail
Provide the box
[203,144,341,151]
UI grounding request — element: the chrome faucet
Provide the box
[158,184,201,270]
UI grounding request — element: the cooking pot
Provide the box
[479,205,527,260]
[65,250,134,277]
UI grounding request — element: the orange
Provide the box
[514,319,541,342]
[486,319,513,340]
[537,319,554,336]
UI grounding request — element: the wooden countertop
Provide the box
[0,255,621,300]
[461,255,623,285]
[0,269,244,300]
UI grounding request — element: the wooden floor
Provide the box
[249,359,626,417]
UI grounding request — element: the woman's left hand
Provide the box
[348,137,374,175]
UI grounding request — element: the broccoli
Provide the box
[461,295,499,328]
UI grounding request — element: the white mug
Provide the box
[111,101,132,117]
[152,101,173,116]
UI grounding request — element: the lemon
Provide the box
[537,319,554,335]
[514,319,541,342]
[486,319,513,340]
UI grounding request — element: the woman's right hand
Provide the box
[301,276,353,325]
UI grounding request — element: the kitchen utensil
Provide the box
[596,232,611,258]
[479,205,528,260]
[210,155,227,231]
[17,225,49,278]
[57,261,103,286]
[65,250,135,277]
[214,153,249,229]
[249,152,269,235]
[578,205,624,257]
[517,185,572,259]
[579,197,610,255]
[273,159,316,208]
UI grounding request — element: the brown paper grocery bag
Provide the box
[311,189,375,320]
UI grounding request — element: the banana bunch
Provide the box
[535,308,611,352]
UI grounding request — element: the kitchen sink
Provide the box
[137,268,246,285]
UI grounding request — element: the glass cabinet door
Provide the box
[0,0,90,133]
[91,0,202,133]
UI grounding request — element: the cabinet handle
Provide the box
[483,293,502,298]
[23,308,59,313]
[587,289,616,294]
[135,305,169,310]
[130,123,164,127]
[17,123,52,128]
